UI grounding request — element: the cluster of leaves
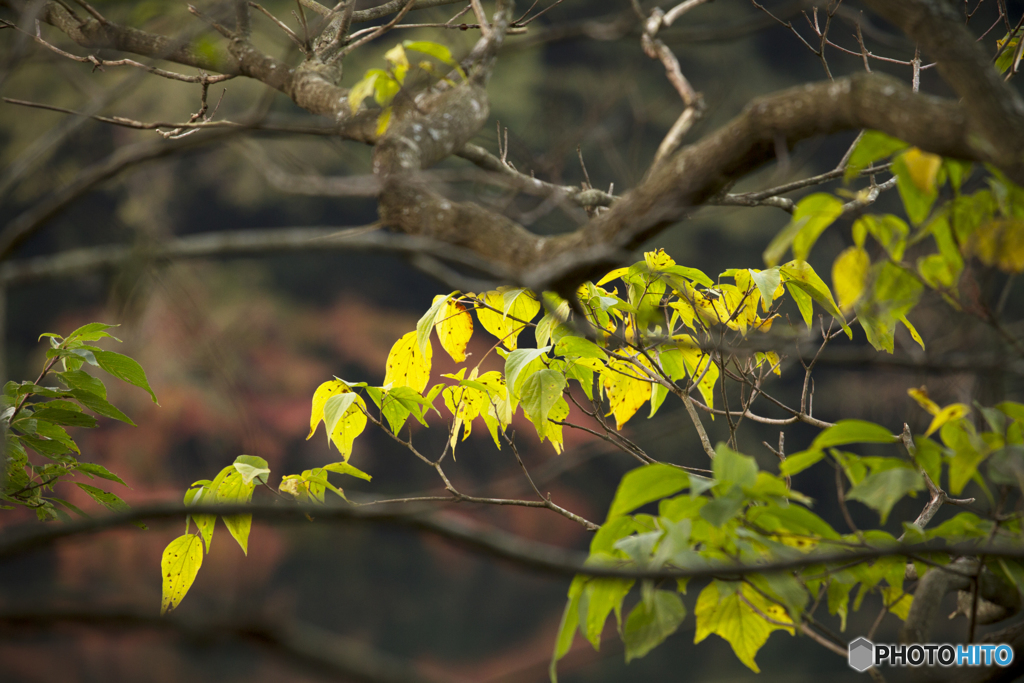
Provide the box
[550,402,1024,679]
[1,323,155,522]
[771,130,1024,354]
[348,40,466,136]
[160,451,372,613]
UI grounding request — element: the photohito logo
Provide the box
[848,638,1015,672]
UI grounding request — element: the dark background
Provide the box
[1,0,1023,681]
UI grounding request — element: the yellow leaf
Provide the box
[596,267,629,286]
[925,402,971,437]
[601,356,653,430]
[694,582,793,673]
[443,369,486,447]
[674,334,719,410]
[644,248,675,270]
[883,586,914,620]
[328,394,368,460]
[546,398,570,454]
[831,246,870,313]
[474,287,540,350]
[434,297,473,362]
[902,148,942,194]
[376,106,393,136]
[161,534,203,615]
[384,43,409,71]
[384,331,432,394]
[907,387,940,416]
[308,379,349,439]
[669,298,696,331]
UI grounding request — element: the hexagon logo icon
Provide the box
[849,637,875,672]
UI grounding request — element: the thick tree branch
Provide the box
[863,0,1024,182]
[1,502,1023,584]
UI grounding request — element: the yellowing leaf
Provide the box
[968,219,1024,273]
[325,393,368,460]
[674,334,719,410]
[546,398,570,454]
[308,380,349,439]
[694,581,793,673]
[475,288,540,350]
[384,44,409,77]
[443,369,487,447]
[907,387,940,416]
[832,246,870,313]
[644,248,675,270]
[434,298,473,362]
[902,148,942,194]
[376,106,393,136]
[596,267,629,286]
[348,71,380,114]
[384,331,432,393]
[602,356,653,430]
[925,403,971,437]
[161,534,203,614]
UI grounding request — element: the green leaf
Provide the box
[857,262,925,353]
[76,462,127,486]
[694,581,793,672]
[214,469,256,555]
[504,346,550,400]
[894,152,939,225]
[185,483,216,553]
[403,40,466,78]
[58,370,107,399]
[90,350,157,403]
[662,265,715,288]
[520,369,566,439]
[550,575,587,682]
[323,461,372,481]
[713,443,758,488]
[76,482,130,512]
[780,260,850,335]
[812,420,896,449]
[699,486,746,526]
[778,449,825,476]
[855,214,909,260]
[554,336,608,362]
[607,464,690,521]
[764,194,842,266]
[65,322,120,343]
[749,267,781,311]
[417,291,457,354]
[846,467,923,523]
[233,455,270,485]
[844,131,909,183]
[623,589,687,662]
[161,534,204,614]
[580,577,635,649]
[27,407,98,428]
[792,194,845,262]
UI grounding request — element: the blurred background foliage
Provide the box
[1,0,1022,681]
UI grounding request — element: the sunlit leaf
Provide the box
[694,581,793,673]
[161,534,203,614]
[434,297,473,362]
[602,356,653,430]
[831,246,870,314]
[384,331,432,394]
[475,288,540,350]
[607,464,689,520]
